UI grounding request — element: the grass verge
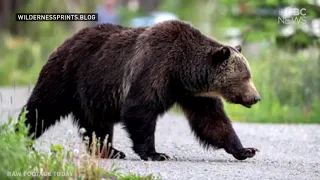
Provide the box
[0,110,158,180]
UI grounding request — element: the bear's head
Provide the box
[180,43,261,108]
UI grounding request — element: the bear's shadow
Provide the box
[113,157,255,164]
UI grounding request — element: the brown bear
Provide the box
[20,20,261,161]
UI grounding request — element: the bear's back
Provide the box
[53,21,201,113]
[47,24,146,113]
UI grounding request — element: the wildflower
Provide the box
[73,149,80,155]
[67,129,73,136]
[79,128,86,134]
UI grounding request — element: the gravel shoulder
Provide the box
[0,87,319,180]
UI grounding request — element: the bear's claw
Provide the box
[110,149,126,159]
[232,148,258,160]
[140,152,171,161]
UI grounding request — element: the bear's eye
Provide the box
[243,75,251,81]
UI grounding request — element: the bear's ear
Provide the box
[235,45,242,52]
[211,46,231,62]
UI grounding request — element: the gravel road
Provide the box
[0,87,319,180]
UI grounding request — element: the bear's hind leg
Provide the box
[178,96,258,160]
[95,125,126,159]
[74,112,126,159]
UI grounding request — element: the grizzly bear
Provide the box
[20,20,261,161]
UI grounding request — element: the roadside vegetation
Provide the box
[0,110,157,180]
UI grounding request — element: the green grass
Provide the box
[0,110,158,180]
[0,34,59,86]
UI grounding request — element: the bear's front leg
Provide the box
[121,98,170,161]
[178,96,258,160]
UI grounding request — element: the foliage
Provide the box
[0,110,157,180]
[0,34,67,86]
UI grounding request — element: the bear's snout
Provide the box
[241,80,261,108]
[254,96,261,103]
[245,96,261,107]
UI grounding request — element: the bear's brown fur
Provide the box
[20,20,261,161]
